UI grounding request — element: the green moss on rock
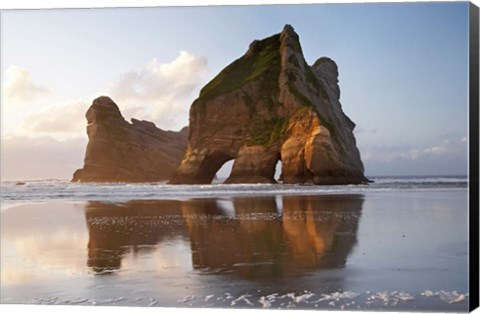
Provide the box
[199,34,281,100]
[284,31,302,53]
[288,55,300,68]
[304,62,328,99]
[249,117,288,147]
[288,83,313,107]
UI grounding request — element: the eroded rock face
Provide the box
[72,96,188,183]
[170,25,367,185]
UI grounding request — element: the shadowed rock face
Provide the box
[72,96,188,183]
[170,25,367,185]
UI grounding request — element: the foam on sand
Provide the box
[421,290,468,304]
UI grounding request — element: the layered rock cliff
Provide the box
[72,96,188,183]
[170,25,368,185]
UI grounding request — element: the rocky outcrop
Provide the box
[170,25,368,185]
[72,96,188,183]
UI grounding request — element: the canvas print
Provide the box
[0,1,478,313]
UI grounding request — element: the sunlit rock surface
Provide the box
[170,25,367,185]
[72,96,188,183]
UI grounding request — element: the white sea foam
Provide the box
[366,291,415,307]
[258,296,273,308]
[421,290,435,297]
[230,294,254,306]
[204,294,214,302]
[0,176,467,206]
[26,289,469,308]
[177,295,195,303]
[421,290,468,304]
[292,292,315,303]
[314,291,361,303]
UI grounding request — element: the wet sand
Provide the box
[0,191,469,311]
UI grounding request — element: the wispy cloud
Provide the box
[17,100,88,138]
[2,65,52,108]
[362,137,467,161]
[360,137,468,175]
[1,52,208,179]
[7,50,208,140]
[0,135,86,180]
[109,50,208,130]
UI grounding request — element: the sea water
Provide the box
[0,175,468,207]
[0,176,470,311]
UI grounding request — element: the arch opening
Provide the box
[196,152,233,184]
[213,159,234,184]
[274,159,283,182]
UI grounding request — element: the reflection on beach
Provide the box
[1,191,469,310]
[85,200,189,273]
[85,195,363,279]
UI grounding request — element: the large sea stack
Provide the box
[170,25,368,185]
[72,96,188,183]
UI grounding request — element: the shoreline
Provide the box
[0,178,469,208]
[1,191,469,311]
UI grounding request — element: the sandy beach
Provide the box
[1,189,469,311]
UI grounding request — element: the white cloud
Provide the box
[360,137,468,176]
[4,51,207,139]
[361,147,420,162]
[108,51,207,130]
[1,52,208,180]
[363,137,466,162]
[2,65,52,107]
[0,135,86,180]
[407,149,419,160]
[423,145,448,155]
[16,100,88,139]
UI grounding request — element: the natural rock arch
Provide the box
[169,25,368,185]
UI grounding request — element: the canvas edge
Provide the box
[469,1,480,312]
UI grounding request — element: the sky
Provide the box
[0,1,471,180]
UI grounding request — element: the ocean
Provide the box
[0,176,470,311]
[0,175,468,206]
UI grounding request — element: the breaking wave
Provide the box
[0,176,468,206]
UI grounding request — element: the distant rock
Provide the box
[72,96,188,183]
[170,25,368,185]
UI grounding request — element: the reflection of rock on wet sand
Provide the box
[282,196,362,270]
[182,198,285,279]
[85,200,189,273]
[85,195,363,279]
[183,195,363,279]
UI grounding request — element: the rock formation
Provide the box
[170,25,368,185]
[72,96,188,183]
